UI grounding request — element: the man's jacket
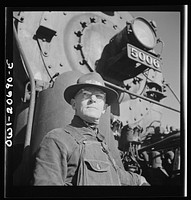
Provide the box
[32,115,145,185]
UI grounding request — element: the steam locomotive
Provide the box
[6,10,181,189]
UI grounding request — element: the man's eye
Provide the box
[96,94,105,99]
[81,91,105,100]
[82,91,91,97]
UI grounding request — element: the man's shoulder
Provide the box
[36,126,81,156]
[45,127,74,143]
[44,124,86,147]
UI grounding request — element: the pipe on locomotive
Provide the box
[13,22,36,150]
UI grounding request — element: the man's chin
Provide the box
[83,115,100,124]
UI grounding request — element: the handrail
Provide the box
[105,80,180,113]
[13,22,36,149]
[138,132,180,153]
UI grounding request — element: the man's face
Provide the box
[71,87,107,124]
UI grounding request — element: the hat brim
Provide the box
[64,83,118,105]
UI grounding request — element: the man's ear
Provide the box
[102,103,108,114]
[70,98,76,110]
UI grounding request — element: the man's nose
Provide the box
[90,94,97,102]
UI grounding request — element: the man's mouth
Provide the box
[87,106,98,110]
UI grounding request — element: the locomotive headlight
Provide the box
[96,16,160,82]
[131,17,157,49]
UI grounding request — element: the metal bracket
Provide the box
[13,11,25,23]
[23,80,50,102]
[35,12,57,57]
[35,25,56,57]
[145,81,166,101]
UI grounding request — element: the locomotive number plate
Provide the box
[127,44,161,69]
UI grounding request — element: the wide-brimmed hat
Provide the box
[64,72,118,105]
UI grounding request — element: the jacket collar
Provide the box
[71,115,97,129]
[70,115,105,142]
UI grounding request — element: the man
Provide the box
[32,72,149,185]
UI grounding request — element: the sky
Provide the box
[129,11,181,129]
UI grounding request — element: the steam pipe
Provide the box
[138,132,180,153]
[105,80,180,113]
[13,22,36,149]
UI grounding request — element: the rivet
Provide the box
[96,163,101,170]
[90,17,96,23]
[113,25,117,30]
[101,19,106,24]
[20,17,24,22]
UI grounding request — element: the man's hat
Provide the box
[64,72,118,105]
